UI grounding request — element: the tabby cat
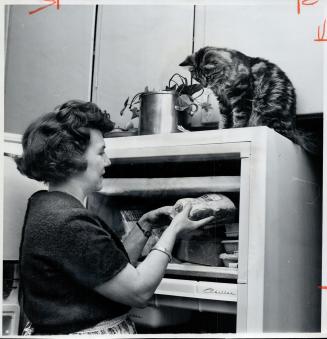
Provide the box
[180,46,316,153]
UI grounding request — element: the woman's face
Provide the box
[79,129,111,193]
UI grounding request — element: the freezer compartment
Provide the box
[88,157,242,278]
[103,129,322,332]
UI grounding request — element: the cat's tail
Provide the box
[291,129,321,156]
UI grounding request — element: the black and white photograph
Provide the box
[2,0,326,336]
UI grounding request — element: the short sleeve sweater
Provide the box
[19,190,130,335]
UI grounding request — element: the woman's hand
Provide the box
[138,206,173,230]
[169,203,215,237]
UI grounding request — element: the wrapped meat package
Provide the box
[172,193,236,265]
[173,193,236,224]
[142,193,236,266]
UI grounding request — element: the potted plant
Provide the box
[119,73,212,131]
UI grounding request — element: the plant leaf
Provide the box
[165,84,177,91]
[179,84,203,96]
[189,103,198,115]
[179,94,194,105]
[120,97,129,116]
[200,102,213,112]
[130,107,140,119]
[176,84,186,95]
[175,94,194,111]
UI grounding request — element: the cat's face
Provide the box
[180,47,232,88]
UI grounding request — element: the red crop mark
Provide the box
[318,285,327,290]
[314,18,327,42]
[297,0,319,15]
[29,0,60,16]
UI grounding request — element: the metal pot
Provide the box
[138,91,179,135]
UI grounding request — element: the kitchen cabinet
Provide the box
[92,5,194,129]
[97,126,321,333]
[193,1,323,115]
[5,5,95,134]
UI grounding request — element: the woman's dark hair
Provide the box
[15,100,115,184]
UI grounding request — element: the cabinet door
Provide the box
[193,1,323,115]
[5,5,95,134]
[92,5,194,128]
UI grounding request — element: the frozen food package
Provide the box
[173,227,224,266]
[173,193,236,223]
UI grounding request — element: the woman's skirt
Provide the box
[71,314,136,335]
[22,314,136,335]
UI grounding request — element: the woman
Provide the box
[16,100,214,335]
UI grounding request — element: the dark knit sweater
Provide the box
[19,190,130,335]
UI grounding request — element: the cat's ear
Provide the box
[179,55,194,68]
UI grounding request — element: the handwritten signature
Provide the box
[297,0,327,42]
[29,0,60,16]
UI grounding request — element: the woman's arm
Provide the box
[95,204,214,308]
[121,222,150,266]
[122,206,172,265]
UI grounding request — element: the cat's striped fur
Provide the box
[180,46,316,153]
